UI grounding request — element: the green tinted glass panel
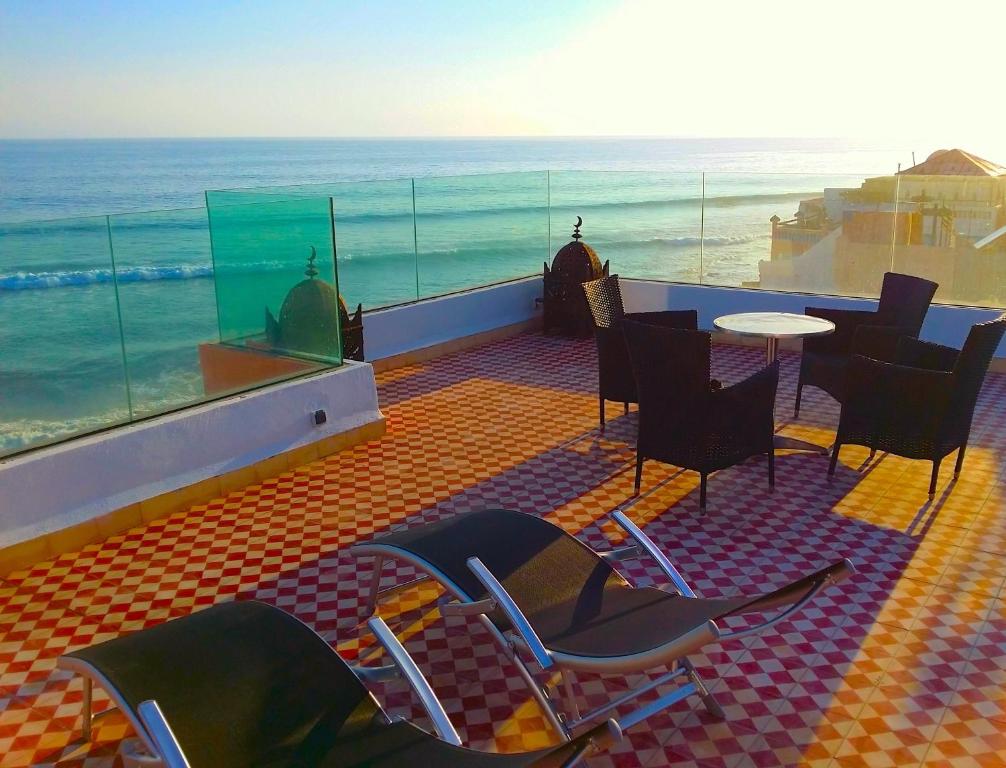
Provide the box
[209,182,419,310]
[207,195,342,365]
[0,216,130,456]
[107,207,217,418]
[548,171,703,284]
[413,172,548,297]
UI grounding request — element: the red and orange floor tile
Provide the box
[1,333,1004,767]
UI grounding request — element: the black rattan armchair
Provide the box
[582,274,697,430]
[795,272,938,416]
[829,314,1006,496]
[623,320,779,510]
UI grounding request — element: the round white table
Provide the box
[714,312,835,365]
[713,312,836,454]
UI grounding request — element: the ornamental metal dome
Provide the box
[542,217,609,337]
[265,247,344,358]
[548,216,604,282]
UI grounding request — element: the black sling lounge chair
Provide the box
[353,509,855,741]
[57,600,621,768]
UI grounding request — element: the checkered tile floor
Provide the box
[2,332,1005,767]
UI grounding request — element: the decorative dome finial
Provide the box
[572,216,583,241]
[305,246,319,279]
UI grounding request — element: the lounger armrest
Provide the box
[440,597,497,617]
[352,662,403,684]
[530,719,623,768]
[610,510,696,598]
[718,559,856,641]
[466,557,554,670]
[367,616,463,746]
[597,544,642,563]
[137,700,192,768]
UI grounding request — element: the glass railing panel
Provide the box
[106,207,217,418]
[547,171,703,283]
[209,182,419,310]
[206,195,342,394]
[328,179,418,309]
[0,215,130,456]
[413,171,548,297]
[701,173,891,296]
[892,172,1006,307]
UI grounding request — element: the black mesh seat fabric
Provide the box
[63,600,594,768]
[796,272,937,414]
[582,275,698,429]
[66,600,377,768]
[830,314,1006,496]
[622,321,778,509]
[367,510,846,660]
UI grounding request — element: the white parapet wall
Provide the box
[0,360,383,549]
[363,276,542,361]
[621,279,1006,358]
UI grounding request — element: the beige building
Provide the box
[761,149,1006,305]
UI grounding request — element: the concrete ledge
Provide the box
[0,420,384,575]
[0,418,384,576]
[0,360,384,572]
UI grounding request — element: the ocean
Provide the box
[0,137,914,454]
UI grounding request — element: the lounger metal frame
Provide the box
[357,509,853,741]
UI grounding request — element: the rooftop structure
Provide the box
[898,149,1006,177]
[1,330,1005,767]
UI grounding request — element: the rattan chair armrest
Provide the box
[895,336,960,372]
[625,310,698,330]
[851,324,912,362]
[610,510,696,597]
[847,354,955,406]
[466,557,554,670]
[136,700,191,768]
[805,306,880,354]
[707,363,779,431]
[367,616,463,746]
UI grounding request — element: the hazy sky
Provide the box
[2,0,1004,146]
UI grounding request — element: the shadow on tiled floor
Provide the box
[1,332,1004,767]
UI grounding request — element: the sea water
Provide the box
[0,138,911,453]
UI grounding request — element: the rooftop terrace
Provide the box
[2,331,1005,768]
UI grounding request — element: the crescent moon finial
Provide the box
[573,216,583,240]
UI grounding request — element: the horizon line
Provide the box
[0,134,922,143]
